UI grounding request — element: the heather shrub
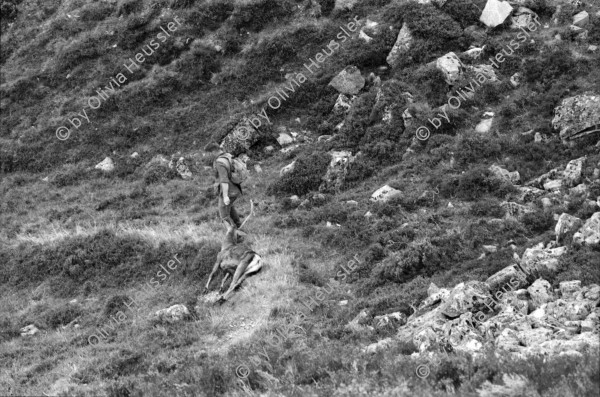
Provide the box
[441,0,487,28]
[521,210,554,234]
[230,0,295,32]
[454,133,502,166]
[267,151,331,196]
[470,198,505,217]
[440,166,516,200]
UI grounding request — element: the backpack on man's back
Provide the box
[214,154,249,185]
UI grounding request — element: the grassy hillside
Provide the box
[1,0,600,396]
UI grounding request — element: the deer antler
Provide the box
[238,200,254,230]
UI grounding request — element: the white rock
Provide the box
[555,213,583,243]
[463,47,484,59]
[359,30,373,43]
[95,157,115,172]
[543,179,562,191]
[528,279,554,309]
[386,22,413,67]
[573,212,600,247]
[329,66,365,95]
[475,117,494,134]
[510,72,522,87]
[280,161,296,176]
[277,132,294,146]
[436,52,463,85]
[573,11,589,28]
[480,0,513,28]
[254,164,262,173]
[131,152,139,158]
[489,164,520,184]
[371,185,402,203]
[153,304,190,324]
[20,324,39,337]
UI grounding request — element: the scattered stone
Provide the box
[510,72,522,87]
[486,265,528,292]
[573,212,600,247]
[346,200,358,205]
[153,304,190,324]
[386,22,413,67]
[436,52,463,84]
[501,201,534,219]
[511,7,537,30]
[373,312,407,329]
[280,161,296,177]
[371,185,402,203]
[555,213,583,244]
[169,157,192,179]
[573,11,589,28]
[479,0,513,28]
[520,246,567,274]
[320,151,355,193]
[489,164,520,184]
[276,132,294,146]
[329,66,365,95]
[20,324,39,337]
[463,47,484,59]
[483,245,497,253]
[552,94,600,142]
[559,281,582,298]
[264,145,274,154]
[333,94,354,114]
[95,157,114,172]
[334,0,358,11]
[563,157,585,187]
[339,300,348,306]
[131,152,139,158]
[528,279,554,309]
[254,164,262,173]
[441,281,491,318]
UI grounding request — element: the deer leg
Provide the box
[205,257,222,291]
[221,255,262,301]
[219,272,230,293]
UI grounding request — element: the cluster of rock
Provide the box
[488,155,600,222]
[92,153,193,180]
[365,241,599,358]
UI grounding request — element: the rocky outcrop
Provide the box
[329,66,365,95]
[552,94,600,142]
[390,273,600,358]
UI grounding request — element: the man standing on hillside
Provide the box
[204,142,246,231]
